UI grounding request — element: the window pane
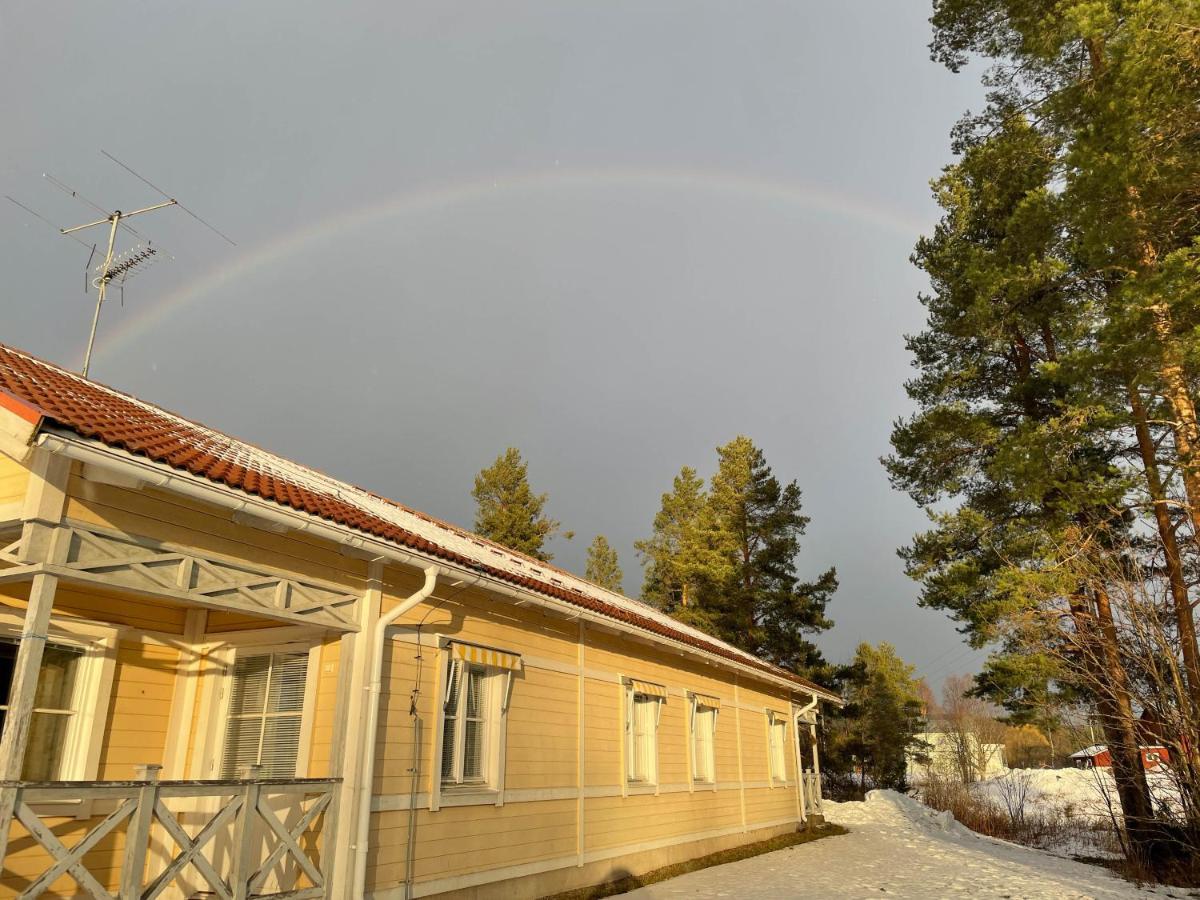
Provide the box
[267,652,308,713]
[441,713,457,781]
[227,654,271,717]
[221,716,263,779]
[34,645,82,712]
[0,641,16,707]
[24,645,82,781]
[694,708,714,782]
[464,667,485,718]
[444,661,461,711]
[24,712,72,780]
[221,652,308,779]
[632,696,656,782]
[463,719,484,781]
[260,715,303,778]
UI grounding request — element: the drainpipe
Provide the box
[794,693,819,821]
[352,565,439,900]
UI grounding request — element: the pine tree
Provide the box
[635,467,728,617]
[886,113,1160,856]
[708,437,837,675]
[825,643,925,791]
[637,439,836,677]
[471,448,563,562]
[585,535,623,592]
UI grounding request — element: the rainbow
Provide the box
[94,166,927,362]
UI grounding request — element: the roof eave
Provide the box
[36,429,840,703]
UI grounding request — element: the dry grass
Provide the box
[916,776,1200,888]
[539,824,848,900]
[918,775,1122,855]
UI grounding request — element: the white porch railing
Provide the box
[0,768,339,899]
[802,771,823,817]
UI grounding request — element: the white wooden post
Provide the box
[232,764,263,900]
[792,713,806,825]
[810,722,823,815]
[331,559,382,893]
[0,452,68,873]
[0,785,20,875]
[0,573,59,780]
[120,764,162,896]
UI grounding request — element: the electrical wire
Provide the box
[101,150,237,245]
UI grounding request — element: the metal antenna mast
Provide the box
[9,153,235,378]
[61,198,177,377]
[49,151,235,377]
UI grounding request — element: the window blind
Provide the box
[221,651,309,779]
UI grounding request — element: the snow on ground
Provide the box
[972,767,1183,825]
[621,791,1188,899]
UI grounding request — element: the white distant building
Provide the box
[907,731,1007,783]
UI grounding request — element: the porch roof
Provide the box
[0,342,836,702]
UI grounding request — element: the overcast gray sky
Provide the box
[2,1,989,689]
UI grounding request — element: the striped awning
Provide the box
[628,678,668,699]
[692,693,721,710]
[450,642,521,671]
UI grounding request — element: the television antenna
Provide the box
[8,151,235,377]
[61,195,177,377]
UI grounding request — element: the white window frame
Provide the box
[202,639,321,781]
[430,640,515,811]
[623,680,663,791]
[766,709,788,785]
[0,610,119,815]
[688,694,718,789]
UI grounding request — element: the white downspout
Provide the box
[794,693,819,821]
[352,565,439,900]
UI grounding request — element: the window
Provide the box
[437,643,518,798]
[220,651,309,779]
[624,679,666,785]
[767,710,788,783]
[441,662,494,787]
[689,694,719,784]
[0,640,84,780]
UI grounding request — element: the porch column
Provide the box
[792,712,806,824]
[809,721,823,815]
[332,559,384,892]
[0,572,60,864]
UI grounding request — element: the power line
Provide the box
[101,150,237,246]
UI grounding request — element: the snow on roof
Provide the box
[0,342,836,698]
[1069,745,1107,758]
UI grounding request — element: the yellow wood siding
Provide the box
[0,454,27,516]
[364,574,815,895]
[309,636,343,777]
[98,641,179,778]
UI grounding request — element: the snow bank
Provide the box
[625,789,1171,897]
[972,768,1183,824]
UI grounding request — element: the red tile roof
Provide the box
[0,342,833,699]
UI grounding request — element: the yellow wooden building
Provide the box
[0,342,836,899]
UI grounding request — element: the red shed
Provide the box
[1069,745,1170,770]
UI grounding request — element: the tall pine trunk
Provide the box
[1128,383,1200,715]
[1068,588,1159,862]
